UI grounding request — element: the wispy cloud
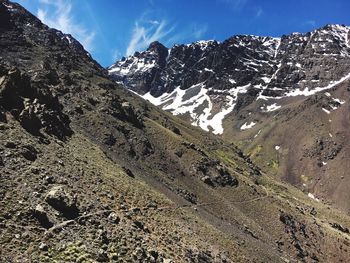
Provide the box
[163,22,209,47]
[126,19,175,56]
[112,49,122,61]
[219,0,248,10]
[304,20,316,27]
[125,11,209,56]
[192,23,208,39]
[255,7,263,18]
[37,0,95,52]
[148,20,160,25]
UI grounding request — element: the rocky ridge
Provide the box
[109,24,350,134]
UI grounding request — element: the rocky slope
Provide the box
[1,1,350,262]
[109,24,350,213]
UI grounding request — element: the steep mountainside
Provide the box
[1,1,350,262]
[109,25,350,134]
[109,24,350,213]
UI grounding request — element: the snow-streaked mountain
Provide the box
[109,25,350,213]
[109,24,350,134]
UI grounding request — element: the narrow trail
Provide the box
[7,185,270,234]
[152,184,270,211]
[44,210,112,235]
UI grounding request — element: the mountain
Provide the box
[1,1,350,262]
[109,24,350,213]
[108,25,350,134]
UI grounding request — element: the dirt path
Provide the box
[156,184,270,211]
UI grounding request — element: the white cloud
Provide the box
[148,20,160,25]
[192,24,208,39]
[125,13,209,56]
[304,20,316,27]
[220,0,248,10]
[126,19,175,56]
[112,49,122,61]
[163,22,208,47]
[37,0,95,52]
[255,7,263,18]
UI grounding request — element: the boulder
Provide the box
[45,185,79,219]
[103,133,116,146]
[201,176,213,186]
[330,222,350,234]
[20,145,38,161]
[122,167,134,178]
[33,204,53,229]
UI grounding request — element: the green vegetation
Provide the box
[268,159,279,170]
[248,144,263,157]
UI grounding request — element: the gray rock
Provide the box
[45,185,79,219]
[39,242,48,251]
[33,204,53,229]
[20,145,38,161]
[201,176,213,186]
[107,212,120,224]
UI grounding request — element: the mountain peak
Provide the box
[323,23,349,30]
[147,40,167,51]
[146,41,169,64]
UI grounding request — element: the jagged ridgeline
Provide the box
[1,1,350,262]
[109,24,350,214]
[109,26,350,135]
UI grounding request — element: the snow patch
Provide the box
[142,83,240,135]
[190,40,216,51]
[274,38,281,58]
[3,2,16,11]
[201,96,235,135]
[285,72,350,97]
[64,35,73,44]
[240,122,256,130]
[109,58,156,76]
[308,193,320,202]
[329,104,338,110]
[261,77,271,83]
[263,103,281,112]
[204,68,214,73]
[254,129,261,138]
[322,108,330,114]
[333,98,345,104]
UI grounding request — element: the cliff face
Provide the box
[1,1,350,262]
[109,24,350,134]
[109,25,350,213]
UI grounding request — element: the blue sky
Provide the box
[16,0,350,67]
